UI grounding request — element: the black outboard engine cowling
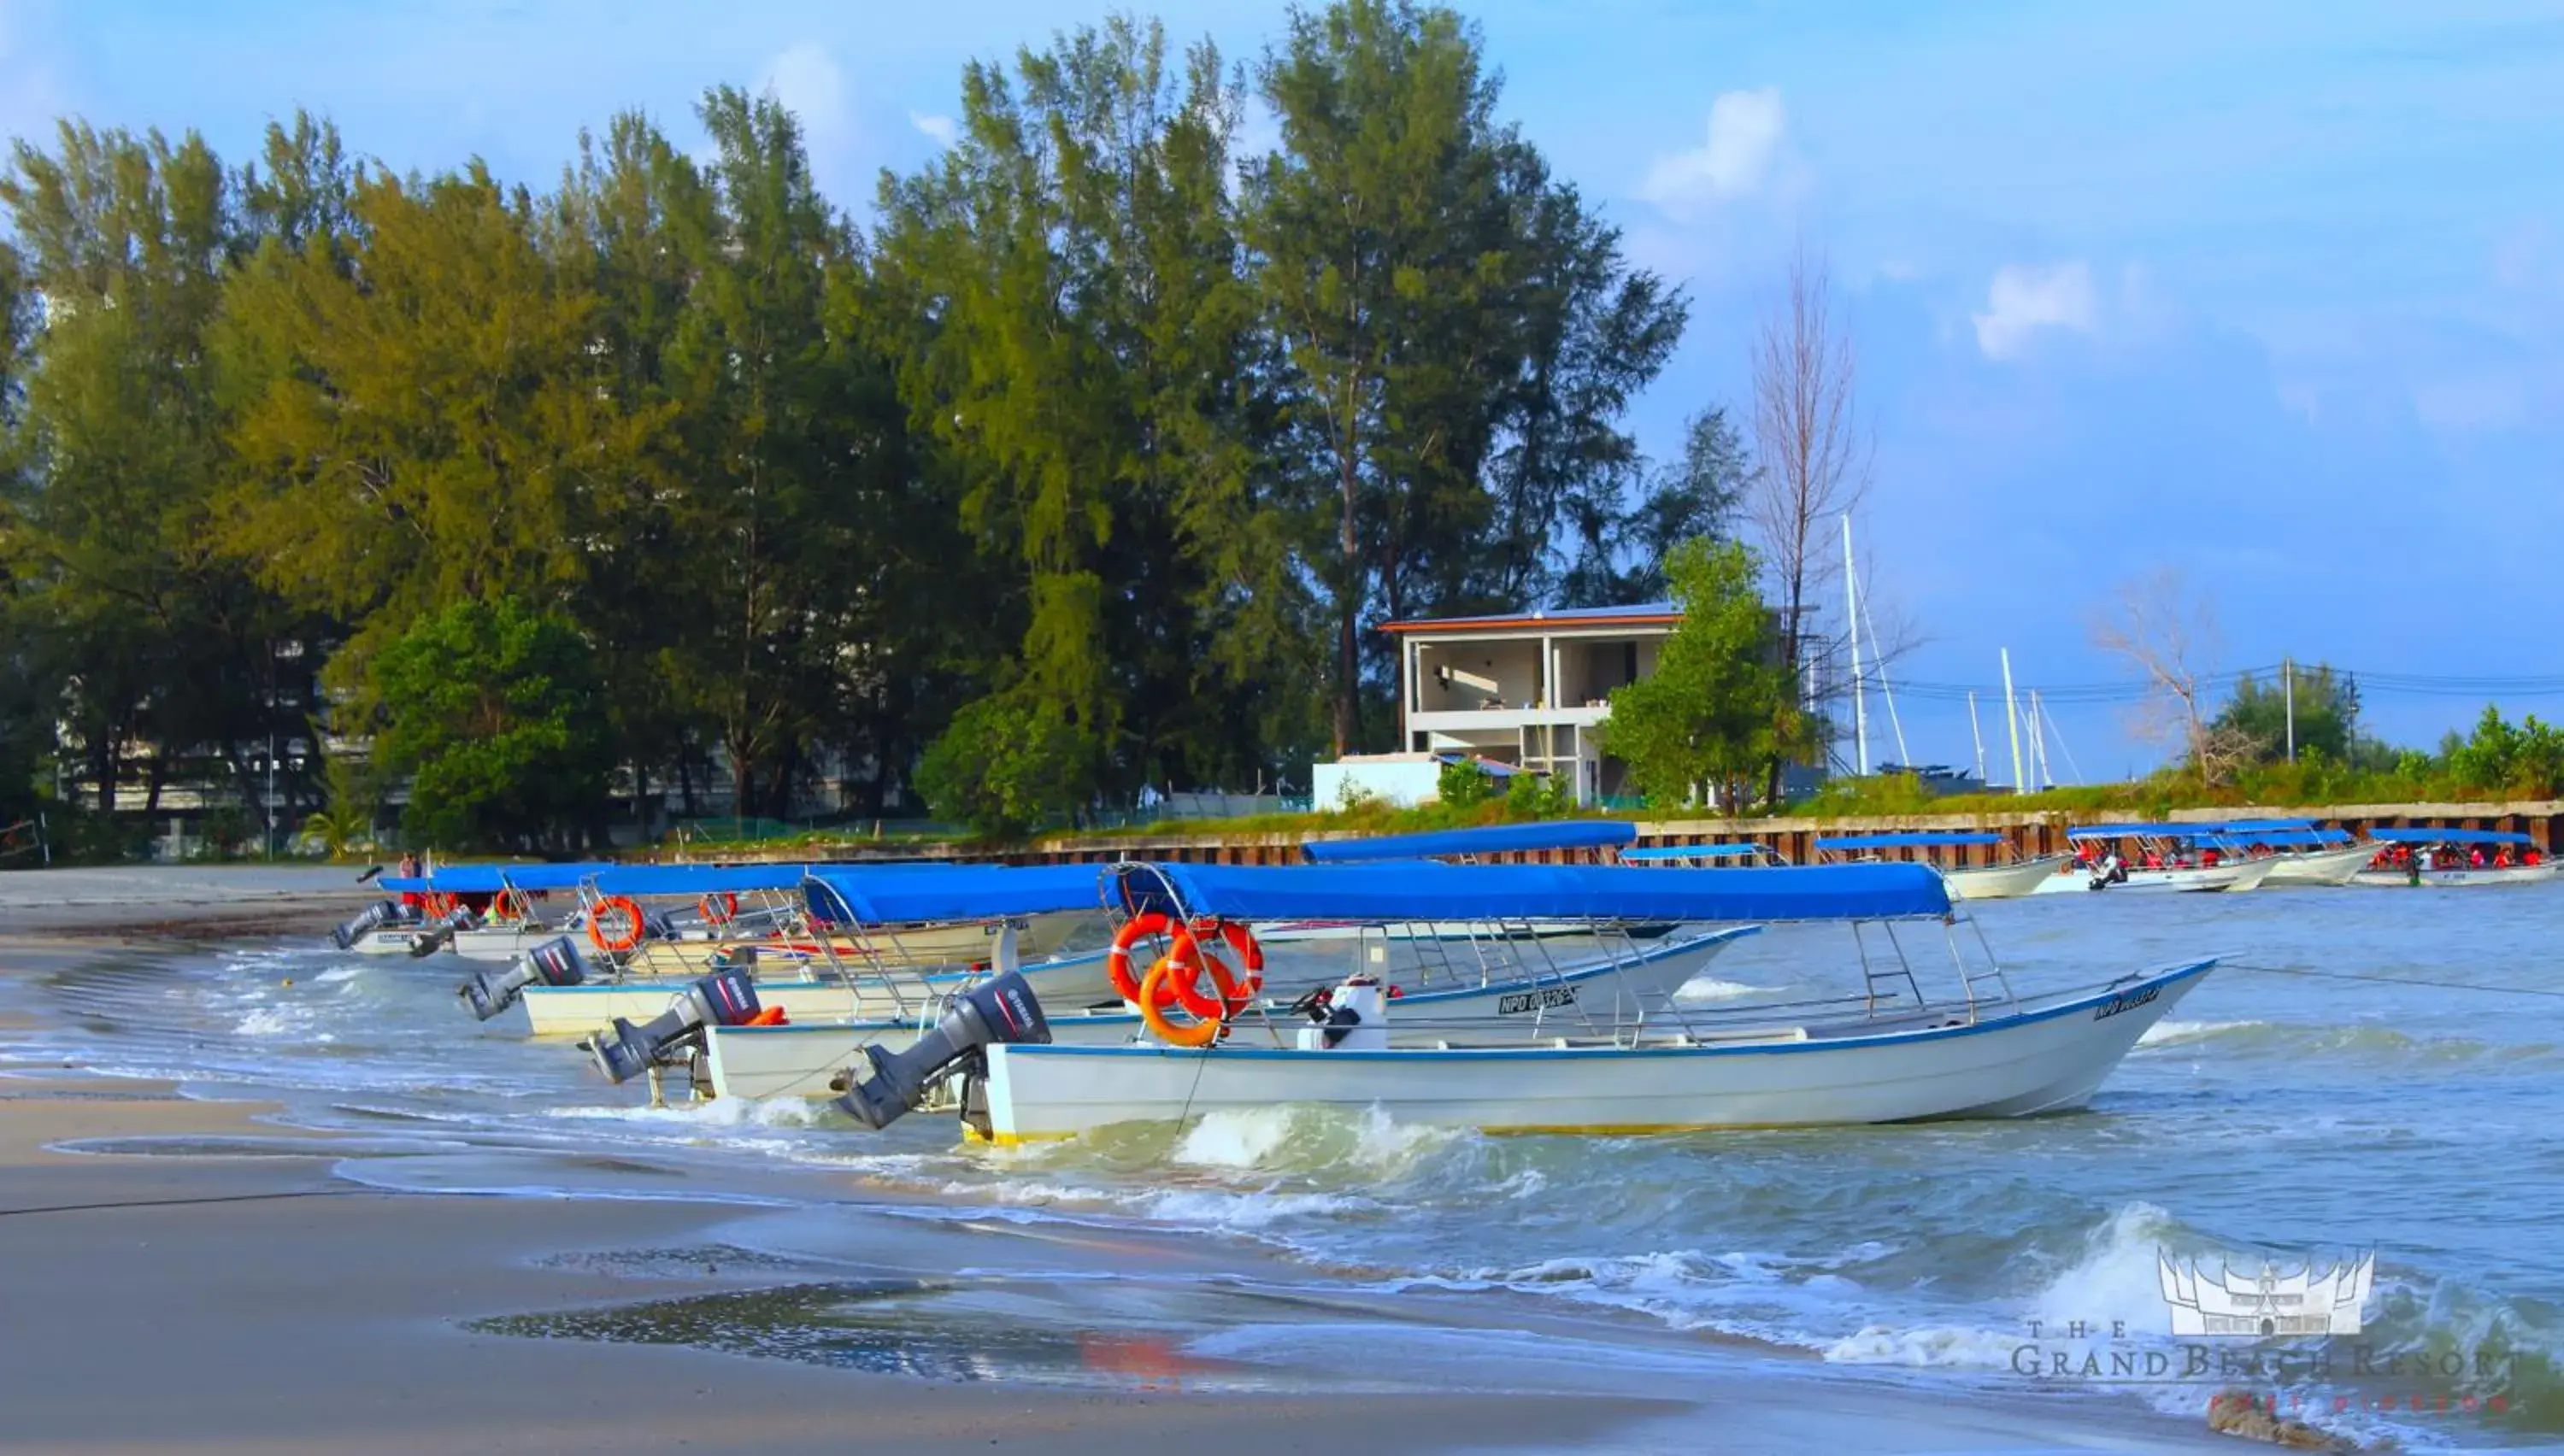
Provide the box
[407,905,484,959]
[837,972,1052,1131]
[587,965,762,1083]
[459,936,590,1021]
[332,899,415,951]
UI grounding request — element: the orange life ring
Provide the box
[490,889,532,922]
[424,892,457,918]
[1138,957,1221,1048]
[1156,946,1260,1021]
[587,895,647,954]
[699,891,740,925]
[1186,919,1263,1013]
[1108,912,1184,1002]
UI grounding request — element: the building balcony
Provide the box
[1408,705,1612,733]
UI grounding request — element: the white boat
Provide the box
[2258,842,2376,888]
[697,925,1758,1101]
[2063,826,2279,894]
[1807,832,2066,903]
[975,959,2214,1143]
[2349,827,2555,889]
[817,859,2220,1146]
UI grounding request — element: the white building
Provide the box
[1380,602,1679,806]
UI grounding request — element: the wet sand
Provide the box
[0,869,2256,1454]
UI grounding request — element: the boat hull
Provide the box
[2351,862,2559,889]
[701,926,1759,1101]
[2091,859,2276,894]
[2259,844,2376,888]
[1944,856,2072,901]
[977,960,2217,1142]
[350,923,563,961]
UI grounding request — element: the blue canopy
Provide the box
[590,864,826,896]
[1301,820,1638,863]
[1620,843,1779,861]
[2067,823,2214,840]
[2370,827,2533,846]
[378,862,613,893]
[1814,832,2003,850]
[1112,860,1950,924]
[803,863,1108,925]
[2213,827,2349,847]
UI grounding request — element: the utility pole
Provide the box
[2284,656,2296,764]
[1843,514,1868,775]
[2001,649,2026,796]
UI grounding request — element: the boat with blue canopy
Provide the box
[332,861,616,959]
[2355,827,2555,889]
[1808,831,2072,902]
[2196,824,2373,888]
[2056,825,2278,895]
[808,858,2218,1145]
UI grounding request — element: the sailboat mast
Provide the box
[2001,649,2026,796]
[1969,690,1987,784]
[1844,514,1867,775]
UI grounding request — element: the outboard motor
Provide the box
[332,899,413,951]
[836,972,1052,1131]
[460,936,591,1020]
[406,905,485,960]
[587,965,762,1084]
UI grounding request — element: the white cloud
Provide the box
[756,41,856,181]
[1973,261,2099,361]
[1640,87,1785,214]
[908,111,955,146]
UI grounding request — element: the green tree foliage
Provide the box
[1436,755,1495,807]
[2445,705,2564,799]
[368,599,613,849]
[2212,663,2360,763]
[1598,539,1792,809]
[912,690,1093,838]
[1244,0,1683,753]
[0,3,1739,851]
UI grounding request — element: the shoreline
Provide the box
[0,886,2265,1453]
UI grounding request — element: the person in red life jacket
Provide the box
[396,851,422,911]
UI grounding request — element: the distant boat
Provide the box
[1809,831,2069,901]
[2061,826,2279,894]
[2352,828,2557,889]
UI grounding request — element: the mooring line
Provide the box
[2227,961,2564,999]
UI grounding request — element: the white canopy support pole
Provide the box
[2001,649,2026,796]
[1843,514,1868,775]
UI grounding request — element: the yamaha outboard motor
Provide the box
[459,936,590,1021]
[332,899,414,951]
[587,965,762,1084]
[836,972,1052,1131]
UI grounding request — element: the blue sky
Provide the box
[5,0,2559,776]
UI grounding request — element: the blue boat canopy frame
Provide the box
[379,862,612,894]
[1110,860,1953,925]
[1301,820,1638,863]
[2368,827,2534,846]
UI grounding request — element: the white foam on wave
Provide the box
[1677,978,1781,1001]
[2136,1018,2268,1048]
[1170,1103,1456,1175]
[541,1096,832,1130]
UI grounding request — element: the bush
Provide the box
[1438,756,1496,808]
[913,690,1094,840]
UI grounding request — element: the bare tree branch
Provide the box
[2089,567,2238,785]
[1748,241,1871,791]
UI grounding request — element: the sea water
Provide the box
[6,886,2563,1448]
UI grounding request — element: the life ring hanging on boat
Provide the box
[699,891,740,925]
[1138,956,1222,1048]
[587,895,648,954]
[1107,911,1183,1002]
[1166,919,1262,1019]
[490,889,532,922]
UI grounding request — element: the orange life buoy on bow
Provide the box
[1138,956,1222,1048]
[1108,911,1185,1002]
[587,895,647,954]
[1187,919,1263,1014]
[699,891,740,925]
[490,889,531,922]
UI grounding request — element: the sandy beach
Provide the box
[0,871,2258,1454]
